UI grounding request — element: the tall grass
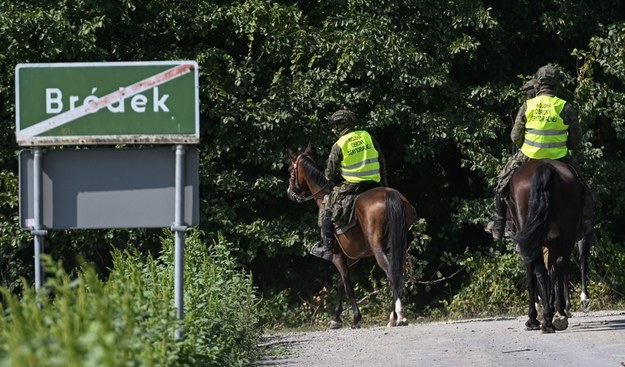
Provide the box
[0,230,261,366]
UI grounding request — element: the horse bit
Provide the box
[288,155,331,203]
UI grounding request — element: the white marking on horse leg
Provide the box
[387,311,397,327]
[395,299,408,326]
[580,291,591,311]
[394,299,403,315]
[535,301,543,319]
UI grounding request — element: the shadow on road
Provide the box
[256,334,310,366]
[569,314,625,333]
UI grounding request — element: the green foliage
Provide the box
[585,234,625,307]
[259,287,331,331]
[0,171,32,293]
[0,230,261,366]
[0,0,625,331]
[445,242,526,318]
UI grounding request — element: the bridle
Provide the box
[288,154,331,203]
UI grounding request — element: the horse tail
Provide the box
[385,190,408,302]
[515,163,553,264]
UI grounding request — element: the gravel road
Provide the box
[257,310,625,367]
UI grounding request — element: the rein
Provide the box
[289,155,331,203]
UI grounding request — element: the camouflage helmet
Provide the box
[535,64,560,85]
[328,109,356,130]
[521,78,539,98]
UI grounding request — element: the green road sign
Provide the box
[16,61,199,146]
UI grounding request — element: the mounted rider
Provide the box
[309,109,388,261]
[485,64,597,241]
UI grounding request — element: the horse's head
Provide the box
[286,143,314,203]
[286,143,329,203]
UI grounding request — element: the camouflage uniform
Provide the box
[320,128,387,226]
[310,110,387,261]
[486,65,596,240]
[494,79,538,194]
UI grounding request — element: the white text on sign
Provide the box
[45,87,170,114]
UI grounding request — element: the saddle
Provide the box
[330,181,380,235]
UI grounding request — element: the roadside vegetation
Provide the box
[1,1,625,364]
[0,231,261,366]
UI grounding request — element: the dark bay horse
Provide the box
[287,144,415,328]
[509,159,582,333]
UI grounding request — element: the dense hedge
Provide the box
[0,0,624,331]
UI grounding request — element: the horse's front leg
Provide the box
[332,255,361,328]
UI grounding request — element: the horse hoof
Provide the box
[351,323,361,329]
[553,313,568,331]
[329,320,342,329]
[581,299,591,312]
[396,318,408,326]
[525,319,541,331]
[541,326,556,334]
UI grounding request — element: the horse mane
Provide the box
[299,154,329,189]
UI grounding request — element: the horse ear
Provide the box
[304,142,313,155]
[287,148,296,160]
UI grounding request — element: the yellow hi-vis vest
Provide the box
[520,95,569,159]
[336,130,382,183]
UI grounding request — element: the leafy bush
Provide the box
[445,242,526,318]
[0,230,261,366]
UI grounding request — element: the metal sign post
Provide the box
[16,61,200,335]
[173,145,187,339]
[31,147,47,290]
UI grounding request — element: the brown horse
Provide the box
[508,159,582,333]
[287,144,416,328]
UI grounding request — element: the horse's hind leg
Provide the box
[388,297,408,327]
[533,261,555,333]
[578,234,594,311]
[525,263,541,330]
[332,256,362,328]
[552,243,574,331]
[330,276,344,329]
[370,247,407,327]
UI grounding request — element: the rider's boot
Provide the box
[485,192,507,240]
[310,211,335,261]
[504,217,515,238]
